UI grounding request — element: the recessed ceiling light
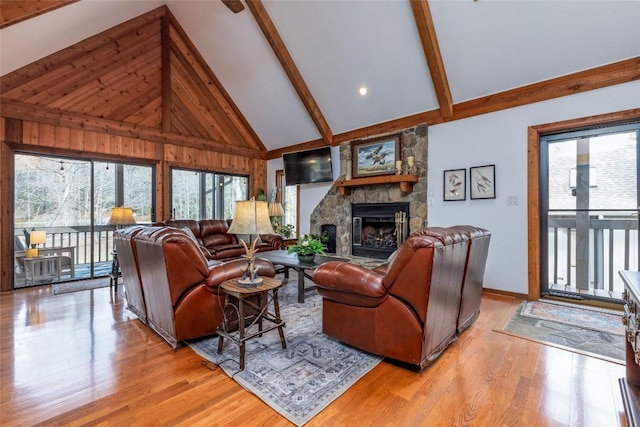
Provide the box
[359,86,368,96]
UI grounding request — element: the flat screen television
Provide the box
[282,147,333,186]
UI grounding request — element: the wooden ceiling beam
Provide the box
[0,0,78,29]
[454,56,640,120]
[246,0,334,146]
[410,0,453,121]
[266,138,327,161]
[0,100,267,159]
[221,0,245,14]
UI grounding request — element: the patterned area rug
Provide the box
[187,274,382,426]
[500,300,625,363]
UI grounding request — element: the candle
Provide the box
[396,160,402,170]
[408,156,414,166]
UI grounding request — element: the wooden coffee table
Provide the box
[216,276,286,370]
[257,251,348,303]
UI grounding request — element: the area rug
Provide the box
[52,277,110,295]
[499,299,625,363]
[187,275,382,426]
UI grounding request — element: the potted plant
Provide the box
[287,234,327,264]
[277,224,295,239]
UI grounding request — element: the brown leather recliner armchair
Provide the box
[314,226,489,370]
[133,226,275,348]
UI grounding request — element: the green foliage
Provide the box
[287,234,327,256]
[277,223,295,238]
[22,227,35,248]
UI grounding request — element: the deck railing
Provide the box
[548,215,638,294]
[15,225,120,265]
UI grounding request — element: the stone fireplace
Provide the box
[310,123,428,259]
[352,202,409,259]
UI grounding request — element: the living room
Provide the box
[1,1,640,425]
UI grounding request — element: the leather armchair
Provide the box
[314,226,489,370]
[133,226,276,348]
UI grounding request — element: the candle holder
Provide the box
[395,160,403,175]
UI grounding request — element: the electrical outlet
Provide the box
[506,195,519,206]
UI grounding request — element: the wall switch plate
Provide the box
[506,195,519,206]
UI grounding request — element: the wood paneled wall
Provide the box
[0,118,267,292]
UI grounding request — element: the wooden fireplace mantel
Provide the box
[334,174,419,196]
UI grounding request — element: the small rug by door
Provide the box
[52,277,110,295]
[187,275,382,426]
[499,299,625,363]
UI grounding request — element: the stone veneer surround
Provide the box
[310,124,428,257]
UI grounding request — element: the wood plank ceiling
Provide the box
[0,6,266,157]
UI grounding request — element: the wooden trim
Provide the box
[0,119,20,292]
[482,288,526,301]
[455,57,640,120]
[246,0,333,146]
[0,100,266,159]
[527,108,640,302]
[333,111,439,145]
[410,0,453,121]
[266,138,326,160]
[275,169,284,204]
[0,0,78,30]
[165,10,267,152]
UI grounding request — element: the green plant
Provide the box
[23,227,35,248]
[287,234,327,256]
[277,224,295,238]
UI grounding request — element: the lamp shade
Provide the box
[30,230,46,245]
[108,207,137,226]
[227,200,275,235]
[268,202,284,217]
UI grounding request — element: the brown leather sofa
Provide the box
[114,225,149,323]
[313,226,490,370]
[126,226,275,348]
[158,219,283,261]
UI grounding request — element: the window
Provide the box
[171,168,248,220]
[276,169,298,238]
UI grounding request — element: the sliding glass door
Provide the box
[14,153,154,288]
[541,124,640,302]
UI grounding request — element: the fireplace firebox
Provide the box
[351,202,410,259]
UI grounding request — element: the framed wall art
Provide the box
[351,133,402,178]
[470,164,496,199]
[443,169,466,201]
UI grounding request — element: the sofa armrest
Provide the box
[259,234,283,250]
[313,261,386,298]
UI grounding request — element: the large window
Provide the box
[276,169,298,238]
[171,168,248,220]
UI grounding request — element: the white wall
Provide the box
[267,146,341,236]
[427,81,640,294]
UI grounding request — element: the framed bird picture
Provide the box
[443,169,466,201]
[470,164,496,200]
[351,133,402,178]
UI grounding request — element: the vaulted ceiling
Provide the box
[1,0,639,159]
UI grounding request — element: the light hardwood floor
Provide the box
[0,284,629,426]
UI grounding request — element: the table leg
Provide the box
[217,335,224,354]
[238,294,246,370]
[273,289,286,349]
[296,267,305,303]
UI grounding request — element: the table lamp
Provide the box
[268,202,285,230]
[108,206,137,228]
[227,199,275,287]
[29,230,46,257]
